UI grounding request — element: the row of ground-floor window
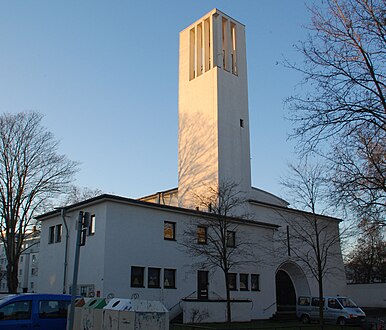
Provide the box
[130,266,260,297]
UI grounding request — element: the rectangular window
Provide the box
[197,226,207,244]
[48,226,55,244]
[228,273,237,291]
[31,268,38,276]
[131,266,145,288]
[164,221,176,240]
[164,269,176,289]
[0,300,31,320]
[312,297,325,307]
[148,267,161,288]
[226,231,235,247]
[251,274,260,291]
[88,215,96,235]
[20,256,23,263]
[240,273,249,291]
[298,296,310,306]
[32,255,37,263]
[328,298,342,310]
[38,300,69,319]
[55,224,62,243]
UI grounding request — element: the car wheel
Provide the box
[301,314,310,324]
[337,317,346,325]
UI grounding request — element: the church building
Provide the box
[37,9,347,323]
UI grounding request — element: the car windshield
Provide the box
[337,297,357,308]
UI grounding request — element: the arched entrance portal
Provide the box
[276,270,296,307]
[275,262,311,311]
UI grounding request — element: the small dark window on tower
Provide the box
[240,119,244,128]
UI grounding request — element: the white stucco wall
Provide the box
[249,201,347,300]
[346,283,386,308]
[38,197,278,321]
[38,202,108,295]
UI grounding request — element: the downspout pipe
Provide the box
[61,208,70,294]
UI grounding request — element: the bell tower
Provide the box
[178,9,251,209]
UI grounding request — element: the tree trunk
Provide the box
[224,272,232,324]
[318,271,324,327]
[7,261,19,293]
[314,215,324,326]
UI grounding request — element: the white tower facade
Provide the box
[178,9,251,209]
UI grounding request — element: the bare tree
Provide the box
[286,0,386,224]
[280,159,345,324]
[346,216,386,283]
[331,127,386,225]
[0,112,78,292]
[287,0,386,149]
[59,185,103,206]
[179,181,255,324]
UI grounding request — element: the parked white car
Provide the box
[296,296,366,325]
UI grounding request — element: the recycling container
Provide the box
[80,298,107,330]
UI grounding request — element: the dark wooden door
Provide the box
[197,270,209,300]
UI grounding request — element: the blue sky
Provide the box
[0,1,314,200]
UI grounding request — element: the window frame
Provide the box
[48,226,55,244]
[38,299,69,319]
[251,274,260,291]
[226,230,236,248]
[239,273,249,291]
[148,267,161,288]
[55,224,62,243]
[311,297,325,307]
[88,214,96,235]
[0,300,32,320]
[197,226,207,244]
[164,269,176,289]
[228,273,237,291]
[130,266,145,288]
[164,221,176,241]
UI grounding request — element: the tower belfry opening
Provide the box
[188,10,238,81]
